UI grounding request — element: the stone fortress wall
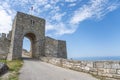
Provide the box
[45,37,67,58]
[0,33,11,54]
[0,29,66,59]
[0,33,67,58]
[41,57,120,80]
[0,12,67,59]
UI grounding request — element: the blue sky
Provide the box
[0,0,120,58]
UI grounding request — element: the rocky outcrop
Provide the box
[0,63,9,75]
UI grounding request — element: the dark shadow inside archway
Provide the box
[22,33,36,59]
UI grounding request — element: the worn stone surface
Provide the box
[0,12,67,60]
[0,62,9,75]
[117,69,120,74]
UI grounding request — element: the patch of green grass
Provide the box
[7,60,23,72]
[0,60,23,80]
[8,72,19,80]
[0,60,7,63]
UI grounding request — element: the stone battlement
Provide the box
[0,33,7,39]
[0,31,12,41]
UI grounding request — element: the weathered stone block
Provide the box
[81,61,87,66]
[104,62,112,69]
[117,69,120,74]
[98,73,113,77]
[86,62,94,68]
[94,62,104,68]
[104,69,116,74]
[89,71,98,75]
[111,63,120,69]
[104,74,113,77]
[113,74,120,79]
[90,68,97,72]
[97,68,105,73]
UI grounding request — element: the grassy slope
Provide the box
[0,60,23,80]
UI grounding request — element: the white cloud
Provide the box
[46,23,55,31]
[44,4,52,9]
[46,22,78,36]
[0,2,15,34]
[55,23,77,35]
[65,0,77,2]
[52,12,66,21]
[69,3,76,7]
[0,0,120,36]
[0,9,11,31]
[50,0,60,4]
[70,0,120,25]
[107,2,120,11]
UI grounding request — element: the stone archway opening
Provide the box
[22,37,31,58]
[22,33,36,58]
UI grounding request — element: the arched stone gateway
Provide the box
[0,12,67,60]
[7,12,45,60]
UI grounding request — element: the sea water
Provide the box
[73,56,120,61]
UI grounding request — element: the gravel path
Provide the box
[19,59,99,80]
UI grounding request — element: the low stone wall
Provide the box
[40,57,120,79]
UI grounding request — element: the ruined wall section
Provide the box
[57,40,67,58]
[45,36,67,58]
[45,36,58,57]
[41,57,120,80]
[0,33,11,54]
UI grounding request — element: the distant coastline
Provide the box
[72,56,120,61]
